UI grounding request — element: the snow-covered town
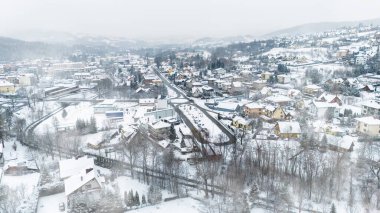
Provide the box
[1,1,380,213]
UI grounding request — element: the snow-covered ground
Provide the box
[34,102,108,134]
[37,192,66,213]
[130,197,204,213]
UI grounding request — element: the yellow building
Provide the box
[355,116,380,137]
[232,116,252,130]
[261,72,273,81]
[244,103,265,117]
[0,80,16,94]
[264,106,291,120]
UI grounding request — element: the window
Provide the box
[86,184,91,189]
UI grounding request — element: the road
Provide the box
[153,67,236,144]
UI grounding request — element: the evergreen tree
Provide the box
[141,195,146,205]
[135,191,140,206]
[169,124,176,142]
[330,203,336,213]
[127,190,134,208]
[89,116,97,133]
[62,109,67,118]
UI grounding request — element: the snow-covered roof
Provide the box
[59,156,95,179]
[0,80,14,87]
[312,100,339,108]
[232,81,242,88]
[277,121,301,134]
[233,116,251,126]
[157,140,170,148]
[362,100,380,109]
[64,169,105,196]
[304,84,321,90]
[245,102,265,109]
[265,95,292,103]
[150,120,171,129]
[355,116,380,125]
[139,98,155,104]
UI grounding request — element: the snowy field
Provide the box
[130,197,204,213]
[14,101,61,126]
[34,102,108,134]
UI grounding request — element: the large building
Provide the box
[355,116,380,137]
[361,100,380,118]
[0,80,16,94]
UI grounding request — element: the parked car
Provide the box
[59,202,65,211]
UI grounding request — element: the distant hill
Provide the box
[0,37,71,61]
[263,18,380,38]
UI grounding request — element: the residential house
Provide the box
[192,87,203,97]
[355,116,380,137]
[0,80,16,94]
[252,80,267,90]
[277,74,291,84]
[19,73,37,86]
[261,72,273,81]
[267,106,291,120]
[303,84,322,96]
[274,121,301,139]
[232,116,252,130]
[361,100,380,118]
[244,103,265,117]
[309,100,339,119]
[317,93,343,106]
[230,81,244,94]
[59,156,95,180]
[65,169,105,208]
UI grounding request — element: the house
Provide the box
[324,125,346,136]
[19,73,37,86]
[230,81,244,94]
[265,95,292,106]
[252,80,267,90]
[65,169,105,208]
[303,84,322,96]
[317,93,342,106]
[277,74,291,84]
[355,116,380,137]
[192,87,203,97]
[148,120,171,140]
[59,156,95,180]
[202,85,214,97]
[232,116,252,130]
[244,103,265,117]
[0,80,16,94]
[261,72,273,81]
[274,121,301,139]
[267,106,290,120]
[361,100,380,118]
[309,100,339,119]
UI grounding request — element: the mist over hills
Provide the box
[1,17,380,61]
[263,17,380,38]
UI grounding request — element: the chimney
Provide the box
[81,176,83,181]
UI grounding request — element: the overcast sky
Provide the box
[0,0,380,40]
